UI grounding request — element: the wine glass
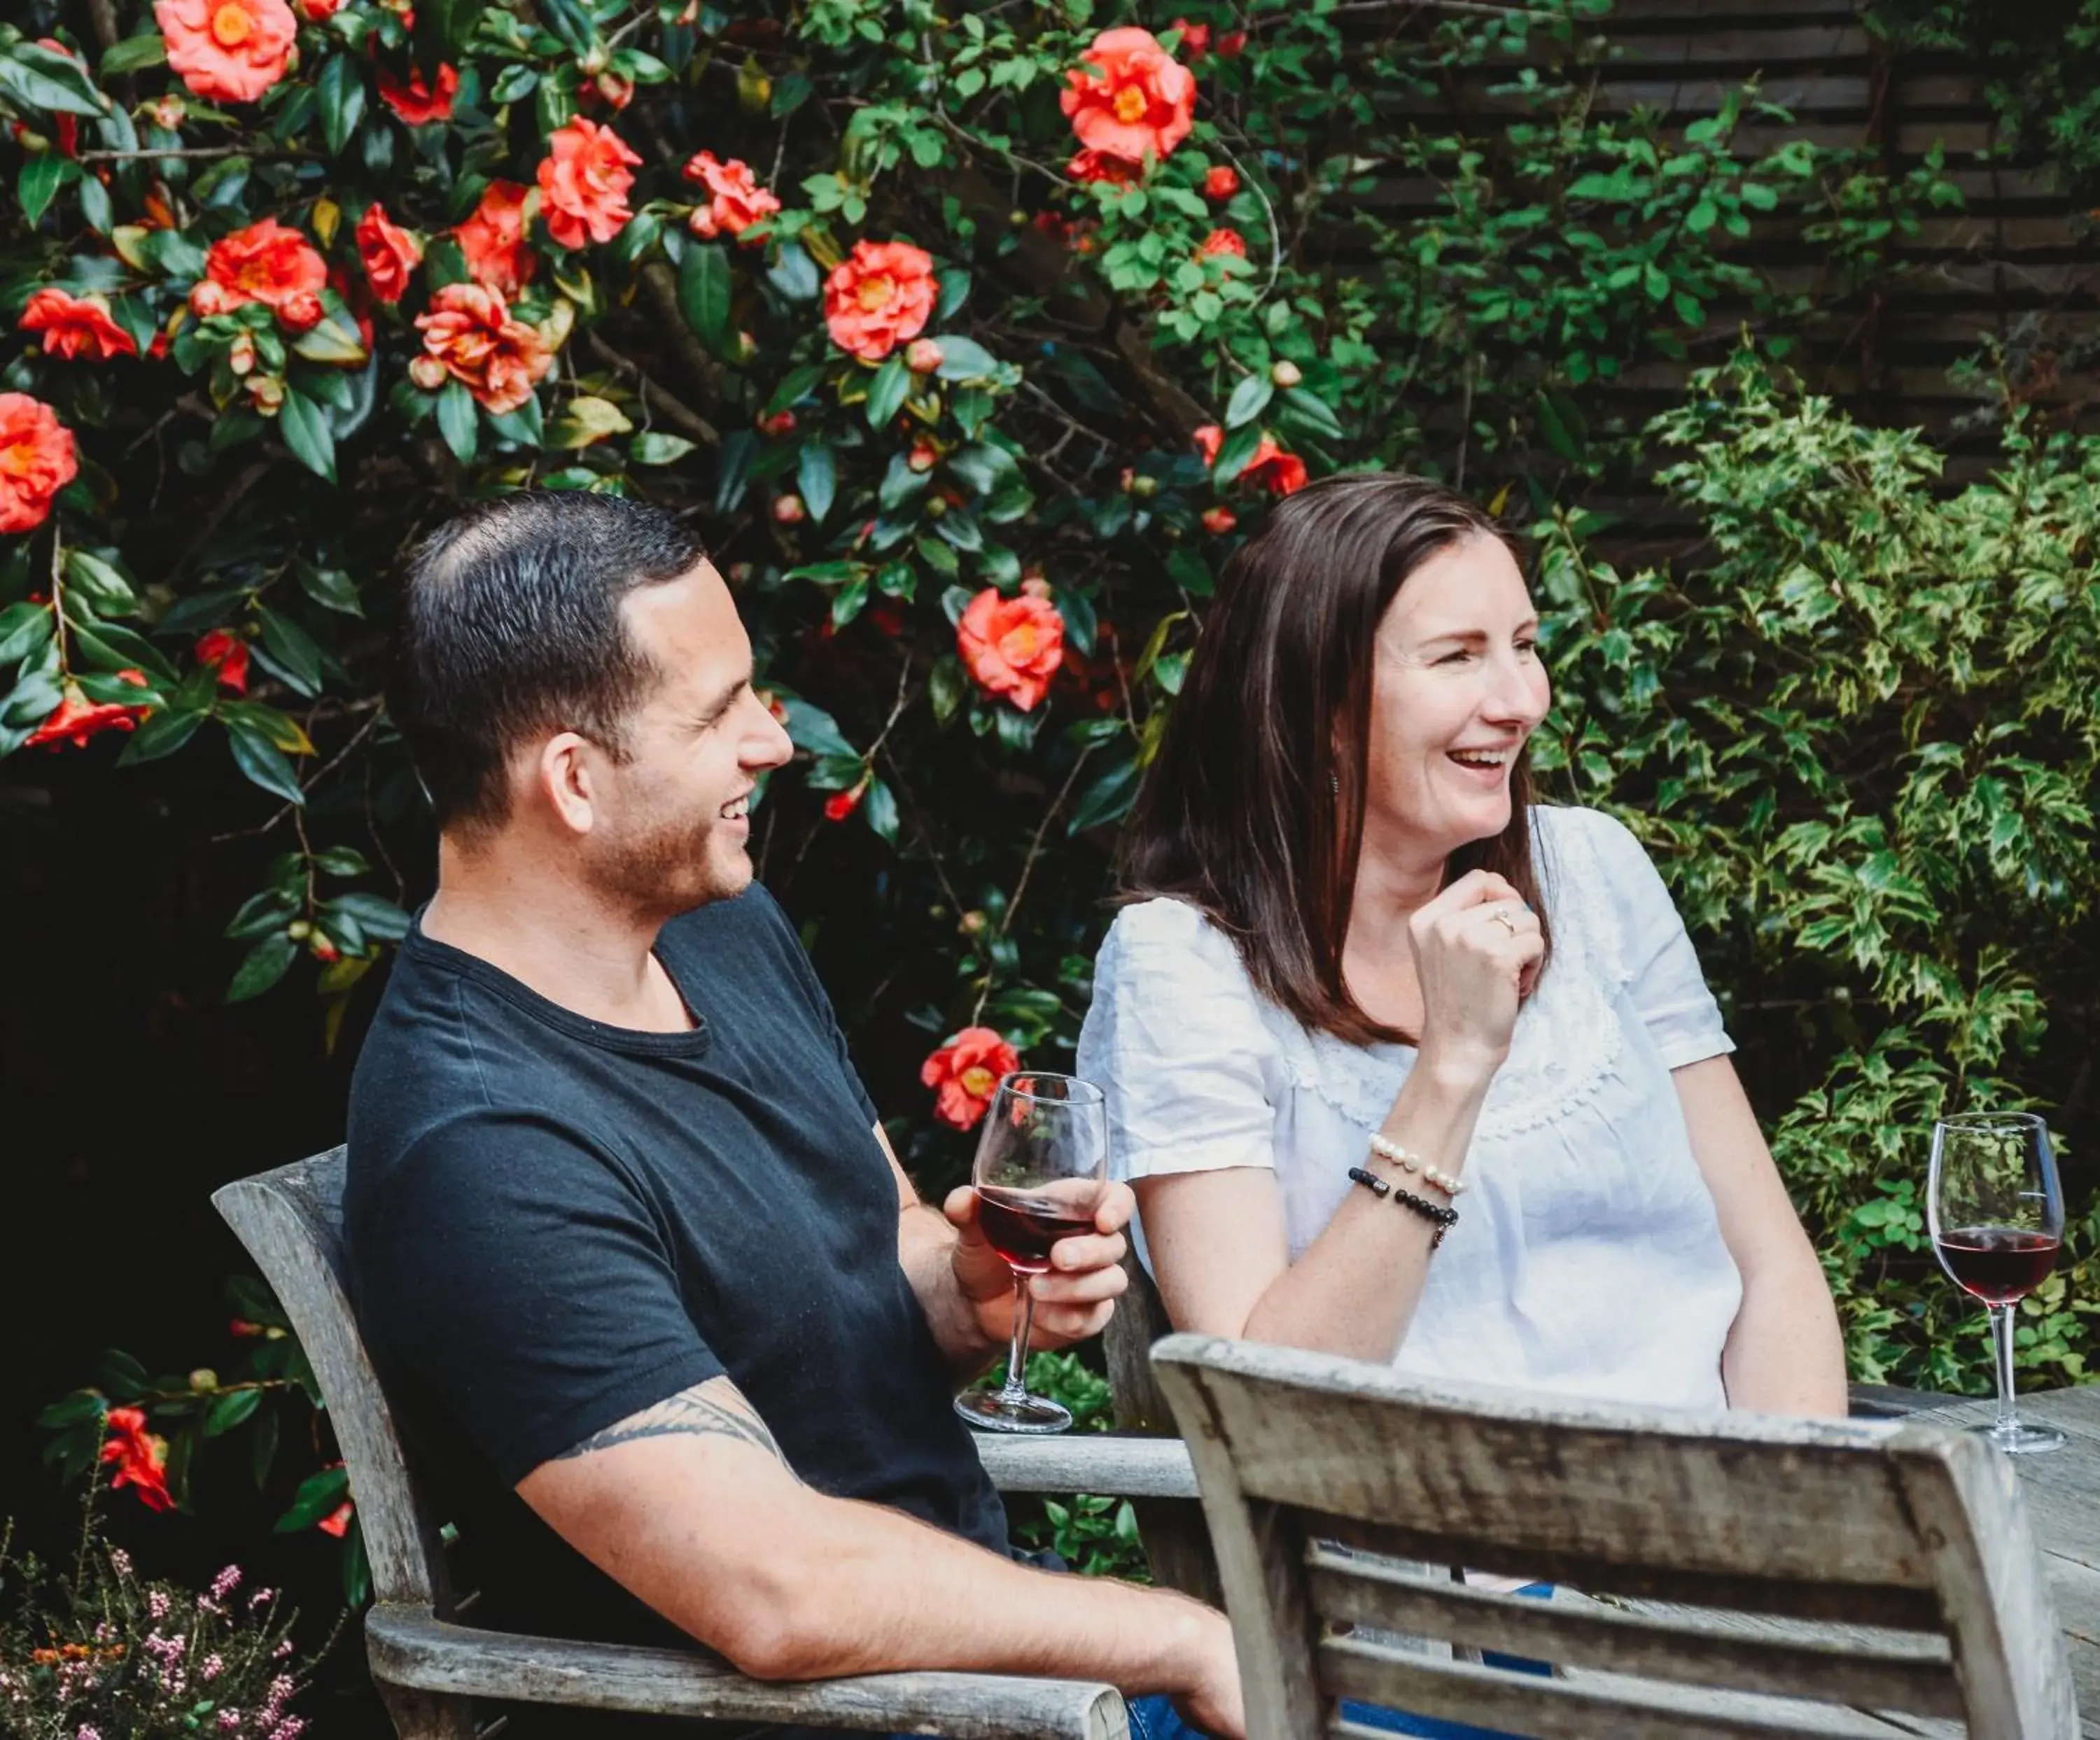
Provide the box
[1927,1111,2066,1455]
[953,1072,1109,1435]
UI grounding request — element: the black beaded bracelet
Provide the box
[1347,1166,1460,1249]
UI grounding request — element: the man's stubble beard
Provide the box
[591,801,748,922]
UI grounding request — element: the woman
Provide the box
[1076,473,1844,1417]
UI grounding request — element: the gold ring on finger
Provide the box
[1492,907,1518,935]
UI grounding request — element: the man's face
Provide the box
[582,559,793,917]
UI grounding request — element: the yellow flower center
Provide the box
[958,1065,995,1098]
[1002,624,1040,662]
[210,1,255,44]
[1113,84,1149,123]
[0,439,35,481]
[857,274,893,311]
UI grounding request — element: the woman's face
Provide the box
[1362,533,1550,864]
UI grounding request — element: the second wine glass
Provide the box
[1927,1110,2066,1456]
[953,1072,1109,1436]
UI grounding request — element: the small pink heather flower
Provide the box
[211,1564,242,1599]
[218,1713,243,1732]
[147,1590,171,1619]
[202,1652,225,1680]
[78,1727,102,1740]
[108,1549,132,1576]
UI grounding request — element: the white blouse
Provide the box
[1076,804,1744,1412]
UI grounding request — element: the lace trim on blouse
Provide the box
[1254,810,1634,1143]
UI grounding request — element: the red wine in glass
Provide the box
[1933,1227,2061,1307]
[953,1072,1108,1436]
[974,1186,1099,1275]
[1928,1111,2066,1454]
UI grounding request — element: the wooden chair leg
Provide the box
[374,1679,479,1740]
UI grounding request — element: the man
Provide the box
[342,491,1242,1739]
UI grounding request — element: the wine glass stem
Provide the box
[1989,1302,2020,1436]
[999,1275,1037,1403]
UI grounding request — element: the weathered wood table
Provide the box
[1901,1387,2100,1734]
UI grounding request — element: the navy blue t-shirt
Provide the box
[343,884,1007,1648]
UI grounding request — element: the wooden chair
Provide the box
[1151,1331,2078,1739]
[212,1149,1193,1740]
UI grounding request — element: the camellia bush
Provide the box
[4,0,2064,1610]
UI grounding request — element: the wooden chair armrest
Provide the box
[365,1605,1129,1740]
[976,1433,1198,1499]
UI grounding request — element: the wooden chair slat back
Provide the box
[212,1148,453,1615]
[1152,1334,2078,1740]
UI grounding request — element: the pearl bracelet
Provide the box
[1366,1132,1466,1198]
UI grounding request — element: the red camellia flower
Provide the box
[957,587,1065,713]
[822,239,937,363]
[536,118,641,250]
[1203,164,1238,201]
[822,784,864,822]
[20,288,137,361]
[1193,422,1309,496]
[0,393,78,534]
[196,629,251,693]
[681,150,780,242]
[1067,147,1140,186]
[355,202,423,304]
[377,59,457,125]
[1200,505,1236,534]
[1199,226,1247,259]
[920,1027,1022,1131]
[100,1407,175,1511]
[154,0,295,103]
[1061,27,1196,169]
[317,1500,355,1538]
[293,0,342,19]
[27,671,151,750]
[195,218,327,324]
[414,283,553,415]
[1218,29,1247,57]
[1172,17,1211,59]
[455,180,538,297]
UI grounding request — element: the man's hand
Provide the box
[941,1179,1134,1354]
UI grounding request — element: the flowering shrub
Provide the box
[0,1515,330,1738]
[6,0,2043,1608]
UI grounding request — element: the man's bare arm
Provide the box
[515,1375,1242,1737]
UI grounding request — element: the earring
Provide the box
[1329,771,1340,797]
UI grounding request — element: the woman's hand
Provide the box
[1408,869,1545,1083]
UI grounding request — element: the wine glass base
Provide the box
[1973,1419,2066,1456]
[954,1389,1072,1435]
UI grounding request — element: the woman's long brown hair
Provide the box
[1119,472,1550,1046]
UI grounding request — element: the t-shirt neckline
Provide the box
[403,908,713,1058]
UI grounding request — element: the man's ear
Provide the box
[532,731,598,838]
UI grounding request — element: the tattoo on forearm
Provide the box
[553,1384,793,1468]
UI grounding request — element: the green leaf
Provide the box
[435,379,478,464]
[226,719,306,805]
[0,602,52,668]
[274,1462,351,1533]
[316,55,367,157]
[1278,387,1345,442]
[18,154,76,227]
[64,548,137,613]
[1224,372,1273,430]
[1068,753,1141,834]
[1211,422,1265,486]
[118,706,205,765]
[204,1389,263,1437]
[323,892,412,939]
[91,1349,150,1401]
[227,934,298,1003]
[35,1390,106,1430]
[278,389,339,484]
[0,44,110,117]
[630,431,697,466]
[254,605,326,698]
[780,697,856,759]
[865,353,911,429]
[797,442,836,524]
[862,777,899,843]
[298,563,364,617]
[678,241,732,356]
[102,34,169,75]
[930,336,1000,381]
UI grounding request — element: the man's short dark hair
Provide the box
[390,491,706,837]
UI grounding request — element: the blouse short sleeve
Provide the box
[1569,808,1735,1070]
[1076,898,1284,1184]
